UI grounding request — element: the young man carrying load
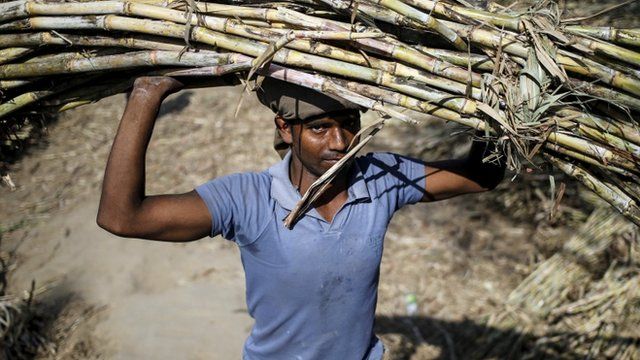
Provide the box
[97,75,505,359]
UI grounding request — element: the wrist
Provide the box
[129,86,167,102]
[132,76,183,98]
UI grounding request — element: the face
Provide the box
[277,111,361,177]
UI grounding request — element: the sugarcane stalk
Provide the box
[0,0,28,22]
[565,26,640,49]
[318,0,468,50]
[22,48,126,64]
[330,0,405,26]
[577,126,640,160]
[546,155,640,227]
[403,0,521,30]
[199,15,480,97]
[41,78,134,112]
[439,19,640,97]
[162,63,253,77]
[0,79,31,90]
[415,47,494,72]
[40,65,244,112]
[0,32,189,51]
[331,78,485,129]
[0,47,33,65]
[195,5,479,96]
[558,50,640,97]
[598,168,640,203]
[0,50,235,78]
[232,19,274,28]
[572,35,640,67]
[553,109,640,147]
[371,0,469,50]
[0,75,96,118]
[1,0,123,22]
[0,30,392,81]
[547,132,638,173]
[555,115,640,152]
[544,142,634,177]
[244,28,383,79]
[591,54,640,81]
[568,78,640,112]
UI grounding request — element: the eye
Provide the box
[309,123,329,133]
[344,118,358,129]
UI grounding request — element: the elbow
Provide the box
[96,212,135,238]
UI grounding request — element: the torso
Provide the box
[195,152,426,360]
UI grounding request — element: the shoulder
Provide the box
[356,152,427,208]
[355,152,424,176]
[202,171,271,189]
[194,170,273,242]
[231,171,272,188]
[356,152,426,194]
[195,170,272,206]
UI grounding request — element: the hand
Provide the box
[132,76,184,98]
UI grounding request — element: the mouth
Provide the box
[322,156,345,164]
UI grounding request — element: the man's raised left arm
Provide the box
[419,131,507,202]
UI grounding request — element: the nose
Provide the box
[328,127,349,152]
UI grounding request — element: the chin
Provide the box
[312,166,331,177]
[318,160,352,176]
[301,161,330,177]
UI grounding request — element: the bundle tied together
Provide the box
[0,0,639,226]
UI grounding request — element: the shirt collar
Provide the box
[267,151,371,218]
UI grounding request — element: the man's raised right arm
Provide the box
[96,77,212,242]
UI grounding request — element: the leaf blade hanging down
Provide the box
[521,18,568,83]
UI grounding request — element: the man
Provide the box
[97,75,505,359]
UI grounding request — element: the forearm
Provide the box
[421,131,506,202]
[97,88,165,229]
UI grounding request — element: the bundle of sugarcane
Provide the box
[1,0,639,226]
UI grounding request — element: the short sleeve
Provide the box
[361,152,426,210]
[194,172,271,245]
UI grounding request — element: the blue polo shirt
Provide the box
[195,151,426,360]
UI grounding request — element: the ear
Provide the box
[274,115,293,145]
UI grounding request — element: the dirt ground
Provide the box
[1,2,639,358]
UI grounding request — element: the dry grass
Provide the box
[0,247,54,359]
